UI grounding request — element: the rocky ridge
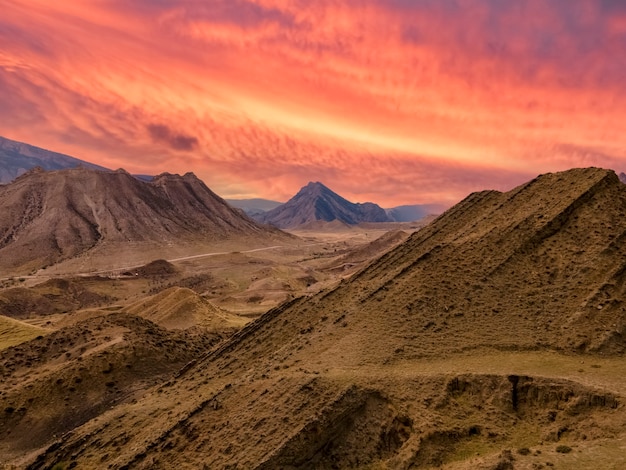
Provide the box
[25,168,626,469]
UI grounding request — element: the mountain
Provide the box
[0,167,285,272]
[226,198,283,217]
[619,172,626,184]
[228,196,445,223]
[257,181,392,228]
[0,136,109,184]
[385,203,448,222]
[27,168,626,469]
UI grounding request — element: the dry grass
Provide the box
[4,169,626,469]
[0,315,48,350]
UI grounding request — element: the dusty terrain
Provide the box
[3,167,626,469]
[0,212,415,467]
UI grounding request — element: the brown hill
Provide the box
[0,278,112,319]
[124,287,247,330]
[134,259,178,277]
[0,167,283,273]
[20,168,626,469]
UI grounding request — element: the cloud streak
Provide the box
[0,0,625,206]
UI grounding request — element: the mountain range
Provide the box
[26,167,626,468]
[0,167,282,273]
[2,136,445,224]
[232,193,444,224]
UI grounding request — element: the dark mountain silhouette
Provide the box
[0,136,109,184]
[0,167,284,272]
[385,203,448,222]
[257,181,392,228]
[226,198,283,217]
[27,168,626,469]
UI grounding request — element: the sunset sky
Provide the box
[1,0,626,207]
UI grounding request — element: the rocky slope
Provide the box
[257,181,392,228]
[18,168,626,469]
[0,136,109,184]
[0,167,284,272]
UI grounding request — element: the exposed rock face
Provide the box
[17,168,626,469]
[0,167,279,271]
[0,135,109,184]
[257,181,392,228]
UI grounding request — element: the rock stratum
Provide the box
[0,167,283,272]
[10,167,626,469]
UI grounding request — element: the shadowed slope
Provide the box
[0,278,112,319]
[24,168,626,469]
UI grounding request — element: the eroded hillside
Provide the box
[24,168,626,469]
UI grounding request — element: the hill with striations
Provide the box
[0,167,286,273]
[256,181,392,228]
[0,136,109,184]
[19,168,626,469]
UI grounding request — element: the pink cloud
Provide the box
[1,0,625,206]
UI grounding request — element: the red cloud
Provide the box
[1,0,625,206]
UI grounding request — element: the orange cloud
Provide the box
[1,0,625,206]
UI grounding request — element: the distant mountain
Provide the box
[226,198,283,217]
[385,203,448,222]
[0,136,109,184]
[0,167,284,272]
[619,172,626,184]
[256,181,392,228]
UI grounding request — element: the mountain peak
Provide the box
[258,181,392,228]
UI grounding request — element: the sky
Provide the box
[1,0,626,207]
